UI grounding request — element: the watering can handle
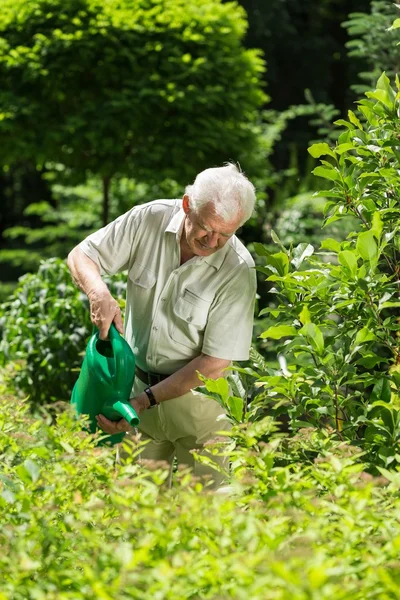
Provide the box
[108,323,134,388]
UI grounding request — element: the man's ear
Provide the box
[182,194,190,215]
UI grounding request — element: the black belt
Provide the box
[135,366,170,387]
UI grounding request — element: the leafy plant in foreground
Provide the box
[1,383,400,599]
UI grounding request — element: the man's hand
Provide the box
[96,394,150,434]
[88,289,123,340]
[96,414,131,435]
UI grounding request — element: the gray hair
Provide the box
[185,163,256,225]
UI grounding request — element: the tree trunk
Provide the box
[102,176,111,226]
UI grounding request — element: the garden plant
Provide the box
[0,2,400,592]
[252,73,400,470]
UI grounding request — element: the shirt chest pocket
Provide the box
[171,289,211,350]
[128,263,157,290]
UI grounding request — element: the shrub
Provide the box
[1,384,400,599]
[251,73,400,470]
[0,258,127,405]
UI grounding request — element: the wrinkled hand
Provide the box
[96,395,150,435]
[88,289,123,340]
[96,414,131,435]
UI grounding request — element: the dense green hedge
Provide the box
[1,380,400,599]
[0,258,127,405]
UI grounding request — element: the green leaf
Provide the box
[338,250,358,276]
[259,325,297,340]
[312,166,340,182]
[226,396,244,422]
[291,243,314,269]
[356,231,378,263]
[357,354,387,368]
[388,18,400,30]
[308,143,335,159]
[379,301,400,310]
[24,459,40,483]
[376,72,396,103]
[333,119,355,130]
[300,323,324,355]
[60,441,75,454]
[371,378,391,403]
[270,230,288,253]
[320,238,341,253]
[335,143,355,154]
[371,211,383,241]
[299,305,311,325]
[197,376,230,404]
[354,327,376,346]
[348,110,363,129]
[253,242,270,257]
[357,104,378,126]
[266,252,289,276]
[365,89,394,110]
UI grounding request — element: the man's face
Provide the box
[182,195,243,257]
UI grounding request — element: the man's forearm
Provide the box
[67,246,123,338]
[67,246,108,298]
[148,353,231,404]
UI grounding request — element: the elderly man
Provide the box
[67,163,256,488]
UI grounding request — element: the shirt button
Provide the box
[148,355,152,360]
[161,297,166,302]
[187,316,193,323]
[153,326,158,331]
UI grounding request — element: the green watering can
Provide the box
[71,323,139,445]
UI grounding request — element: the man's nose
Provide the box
[206,231,219,247]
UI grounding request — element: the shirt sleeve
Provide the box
[201,264,256,361]
[78,206,143,276]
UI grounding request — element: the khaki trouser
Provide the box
[121,377,232,489]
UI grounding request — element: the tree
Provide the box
[0,0,267,225]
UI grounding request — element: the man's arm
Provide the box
[96,353,231,434]
[150,353,231,403]
[67,246,123,339]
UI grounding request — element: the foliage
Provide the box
[0,258,127,405]
[343,1,400,94]
[0,282,17,304]
[241,95,342,248]
[1,383,400,599]
[0,0,267,224]
[250,74,400,470]
[0,94,341,279]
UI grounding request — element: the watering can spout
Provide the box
[104,398,140,427]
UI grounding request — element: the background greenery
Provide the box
[1,0,400,597]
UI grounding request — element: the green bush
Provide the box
[1,381,400,599]
[251,74,400,470]
[0,258,127,405]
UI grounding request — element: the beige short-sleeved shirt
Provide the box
[79,199,256,374]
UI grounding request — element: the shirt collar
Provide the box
[164,202,231,271]
[202,242,230,270]
[165,204,185,238]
